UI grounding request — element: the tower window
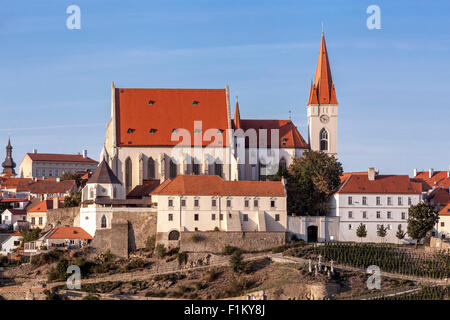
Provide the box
[148,100,155,105]
[149,129,157,134]
[192,100,199,106]
[127,128,135,134]
[172,128,179,134]
[320,128,328,151]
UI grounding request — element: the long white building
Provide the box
[150,175,287,246]
[329,168,423,244]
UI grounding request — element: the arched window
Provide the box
[89,187,95,199]
[169,158,177,179]
[168,230,180,240]
[214,162,223,177]
[148,157,155,179]
[320,128,328,151]
[125,157,132,193]
[279,158,287,171]
[101,215,107,228]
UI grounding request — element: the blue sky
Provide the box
[0,0,449,175]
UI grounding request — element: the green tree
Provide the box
[396,224,406,244]
[64,192,81,208]
[19,228,42,246]
[229,250,245,273]
[356,223,367,243]
[377,224,387,243]
[268,150,343,215]
[60,172,83,188]
[407,203,439,247]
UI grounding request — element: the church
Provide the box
[102,32,338,194]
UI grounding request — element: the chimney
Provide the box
[53,197,59,209]
[413,168,417,177]
[429,168,434,178]
[82,149,88,159]
[32,149,37,154]
[368,168,376,181]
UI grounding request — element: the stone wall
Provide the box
[90,209,157,258]
[179,231,286,253]
[46,206,80,230]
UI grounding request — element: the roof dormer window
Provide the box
[149,129,157,134]
[192,100,199,106]
[148,100,155,105]
[127,128,135,134]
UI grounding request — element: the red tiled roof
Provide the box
[26,180,77,195]
[337,174,422,194]
[236,119,309,148]
[151,175,285,197]
[115,88,230,147]
[340,172,367,183]
[439,204,450,216]
[127,179,161,199]
[6,209,27,215]
[12,231,21,236]
[0,198,28,203]
[427,188,450,207]
[413,171,450,191]
[46,227,93,240]
[308,33,338,105]
[27,198,64,213]
[26,153,98,164]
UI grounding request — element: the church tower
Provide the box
[307,32,338,157]
[2,138,16,176]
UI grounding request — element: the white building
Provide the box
[329,168,423,244]
[0,231,21,255]
[1,209,27,228]
[150,175,287,245]
[19,151,98,178]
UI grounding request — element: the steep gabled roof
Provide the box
[127,179,160,199]
[151,175,285,197]
[115,88,230,147]
[308,33,338,105]
[87,160,121,185]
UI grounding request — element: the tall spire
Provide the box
[233,97,241,129]
[308,32,338,105]
[2,137,17,176]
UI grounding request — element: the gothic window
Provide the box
[320,128,328,151]
[214,162,223,177]
[89,187,94,199]
[279,158,287,171]
[192,158,200,175]
[101,215,107,228]
[125,157,132,193]
[148,157,155,179]
[169,158,177,179]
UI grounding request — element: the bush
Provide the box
[204,269,218,282]
[47,258,69,282]
[271,245,287,254]
[83,294,100,300]
[194,281,203,291]
[230,250,245,273]
[178,285,191,293]
[145,235,155,252]
[177,252,188,265]
[222,245,238,255]
[123,259,146,271]
[20,228,42,245]
[0,256,8,266]
[213,227,220,232]
[155,244,167,258]
[31,249,63,268]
